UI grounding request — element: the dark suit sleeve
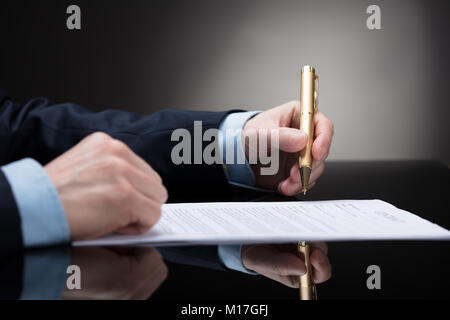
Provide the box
[0,253,23,299]
[158,246,227,272]
[0,169,23,258]
[0,89,238,198]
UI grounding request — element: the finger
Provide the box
[288,155,323,184]
[276,162,302,195]
[123,164,168,204]
[80,133,161,182]
[120,194,162,234]
[312,159,323,170]
[128,248,168,299]
[116,224,143,235]
[133,246,161,264]
[279,179,316,196]
[308,162,325,184]
[129,262,168,299]
[310,247,332,284]
[276,155,323,196]
[312,112,333,161]
[290,163,301,183]
[274,100,300,128]
[108,139,163,184]
[243,246,306,276]
[127,152,163,184]
[278,167,302,196]
[307,181,316,190]
[257,271,300,289]
[311,242,328,255]
[277,127,308,153]
[278,163,323,196]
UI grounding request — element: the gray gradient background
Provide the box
[1,0,449,162]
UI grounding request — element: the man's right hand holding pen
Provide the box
[243,100,334,196]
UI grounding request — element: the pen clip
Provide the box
[314,75,319,112]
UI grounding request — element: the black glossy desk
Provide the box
[1,161,449,300]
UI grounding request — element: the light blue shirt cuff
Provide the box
[20,247,71,300]
[218,244,257,275]
[218,111,261,187]
[1,158,70,248]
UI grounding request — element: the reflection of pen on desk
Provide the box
[298,65,318,300]
[298,241,317,300]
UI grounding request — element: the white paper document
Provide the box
[75,199,450,246]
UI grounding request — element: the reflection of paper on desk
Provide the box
[75,199,450,246]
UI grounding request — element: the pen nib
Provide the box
[299,166,311,196]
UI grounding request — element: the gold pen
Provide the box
[299,65,318,195]
[298,65,318,300]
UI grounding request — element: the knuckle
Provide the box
[104,138,129,156]
[89,132,112,144]
[104,156,128,175]
[115,180,134,200]
[101,180,133,206]
[105,181,135,207]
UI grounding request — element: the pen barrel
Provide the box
[298,242,317,300]
[299,66,316,170]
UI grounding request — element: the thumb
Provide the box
[278,127,308,153]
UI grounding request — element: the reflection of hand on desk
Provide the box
[61,246,167,300]
[241,242,331,288]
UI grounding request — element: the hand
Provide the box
[243,101,333,195]
[44,132,168,241]
[61,246,168,300]
[241,242,331,288]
